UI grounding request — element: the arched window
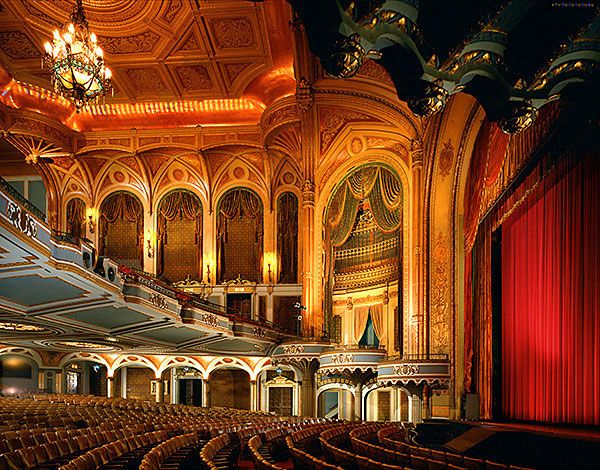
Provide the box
[157,190,203,283]
[277,192,298,283]
[216,188,263,283]
[99,192,143,269]
[66,198,86,240]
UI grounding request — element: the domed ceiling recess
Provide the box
[0,0,296,129]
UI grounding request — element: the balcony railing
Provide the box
[117,264,297,335]
[322,344,387,353]
[0,176,46,221]
[382,354,449,362]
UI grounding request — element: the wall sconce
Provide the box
[264,252,275,284]
[146,229,155,258]
[204,254,212,285]
[86,207,97,234]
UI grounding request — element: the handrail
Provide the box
[381,353,449,361]
[0,176,46,221]
[321,344,387,353]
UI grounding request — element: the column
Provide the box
[411,139,425,355]
[38,369,53,392]
[298,359,319,417]
[120,367,127,398]
[409,394,423,424]
[250,380,258,411]
[298,79,318,337]
[154,379,164,403]
[354,382,363,421]
[107,376,114,398]
[55,372,63,394]
[202,379,210,407]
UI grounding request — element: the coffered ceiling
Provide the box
[0,0,296,124]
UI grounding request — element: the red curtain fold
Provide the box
[484,124,510,187]
[501,152,600,425]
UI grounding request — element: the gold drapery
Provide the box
[277,192,298,283]
[353,305,371,344]
[216,188,263,282]
[98,191,143,266]
[157,190,203,280]
[327,166,402,247]
[66,197,85,239]
[370,303,386,345]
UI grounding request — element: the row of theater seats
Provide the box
[0,394,328,469]
[1,394,533,470]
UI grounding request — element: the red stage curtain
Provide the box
[501,152,599,425]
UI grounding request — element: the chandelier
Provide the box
[43,0,111,111]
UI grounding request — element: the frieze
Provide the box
[251,327,266,338]
[149,293,168,310]
[330,353,354,364]
[392,364,420,376]
[199,313,220,328]
[282,344,305,355]
[6,202,37,238]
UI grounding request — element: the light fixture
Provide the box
[146,229,155,258]
[204,254,212,284]
[86,207,96,233]
[43,0,112,111]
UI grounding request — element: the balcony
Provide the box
[319,345,387,374]
[376,354,451,387]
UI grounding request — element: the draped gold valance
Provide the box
[326,166,402,246]
[100,191,143,223]
[158,190,202,221]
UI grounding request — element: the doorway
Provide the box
[178,379,202,406]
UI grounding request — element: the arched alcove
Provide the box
[216,188,263,283]
[157,189,203,283]
[99,191,144,269]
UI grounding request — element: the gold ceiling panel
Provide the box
[0,0,291,111]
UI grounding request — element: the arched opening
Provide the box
[258,366,297,416]
[113,365,155,401]
[0,354,38,395]
[365,386,410,421]
[317,386,355,420]
[63,360,108,396]
[208,367,251,409]
[65,198,86,240]
[161,366,204,406]
[216,188,263,283]
[157,189,203,283]
[99,191,143,269]
[324,165,403,346]
[277,192,298,283]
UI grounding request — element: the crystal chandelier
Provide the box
[43,0,112,111]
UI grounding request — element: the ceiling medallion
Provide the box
[43,0,112,111]
[0,322,47,332]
